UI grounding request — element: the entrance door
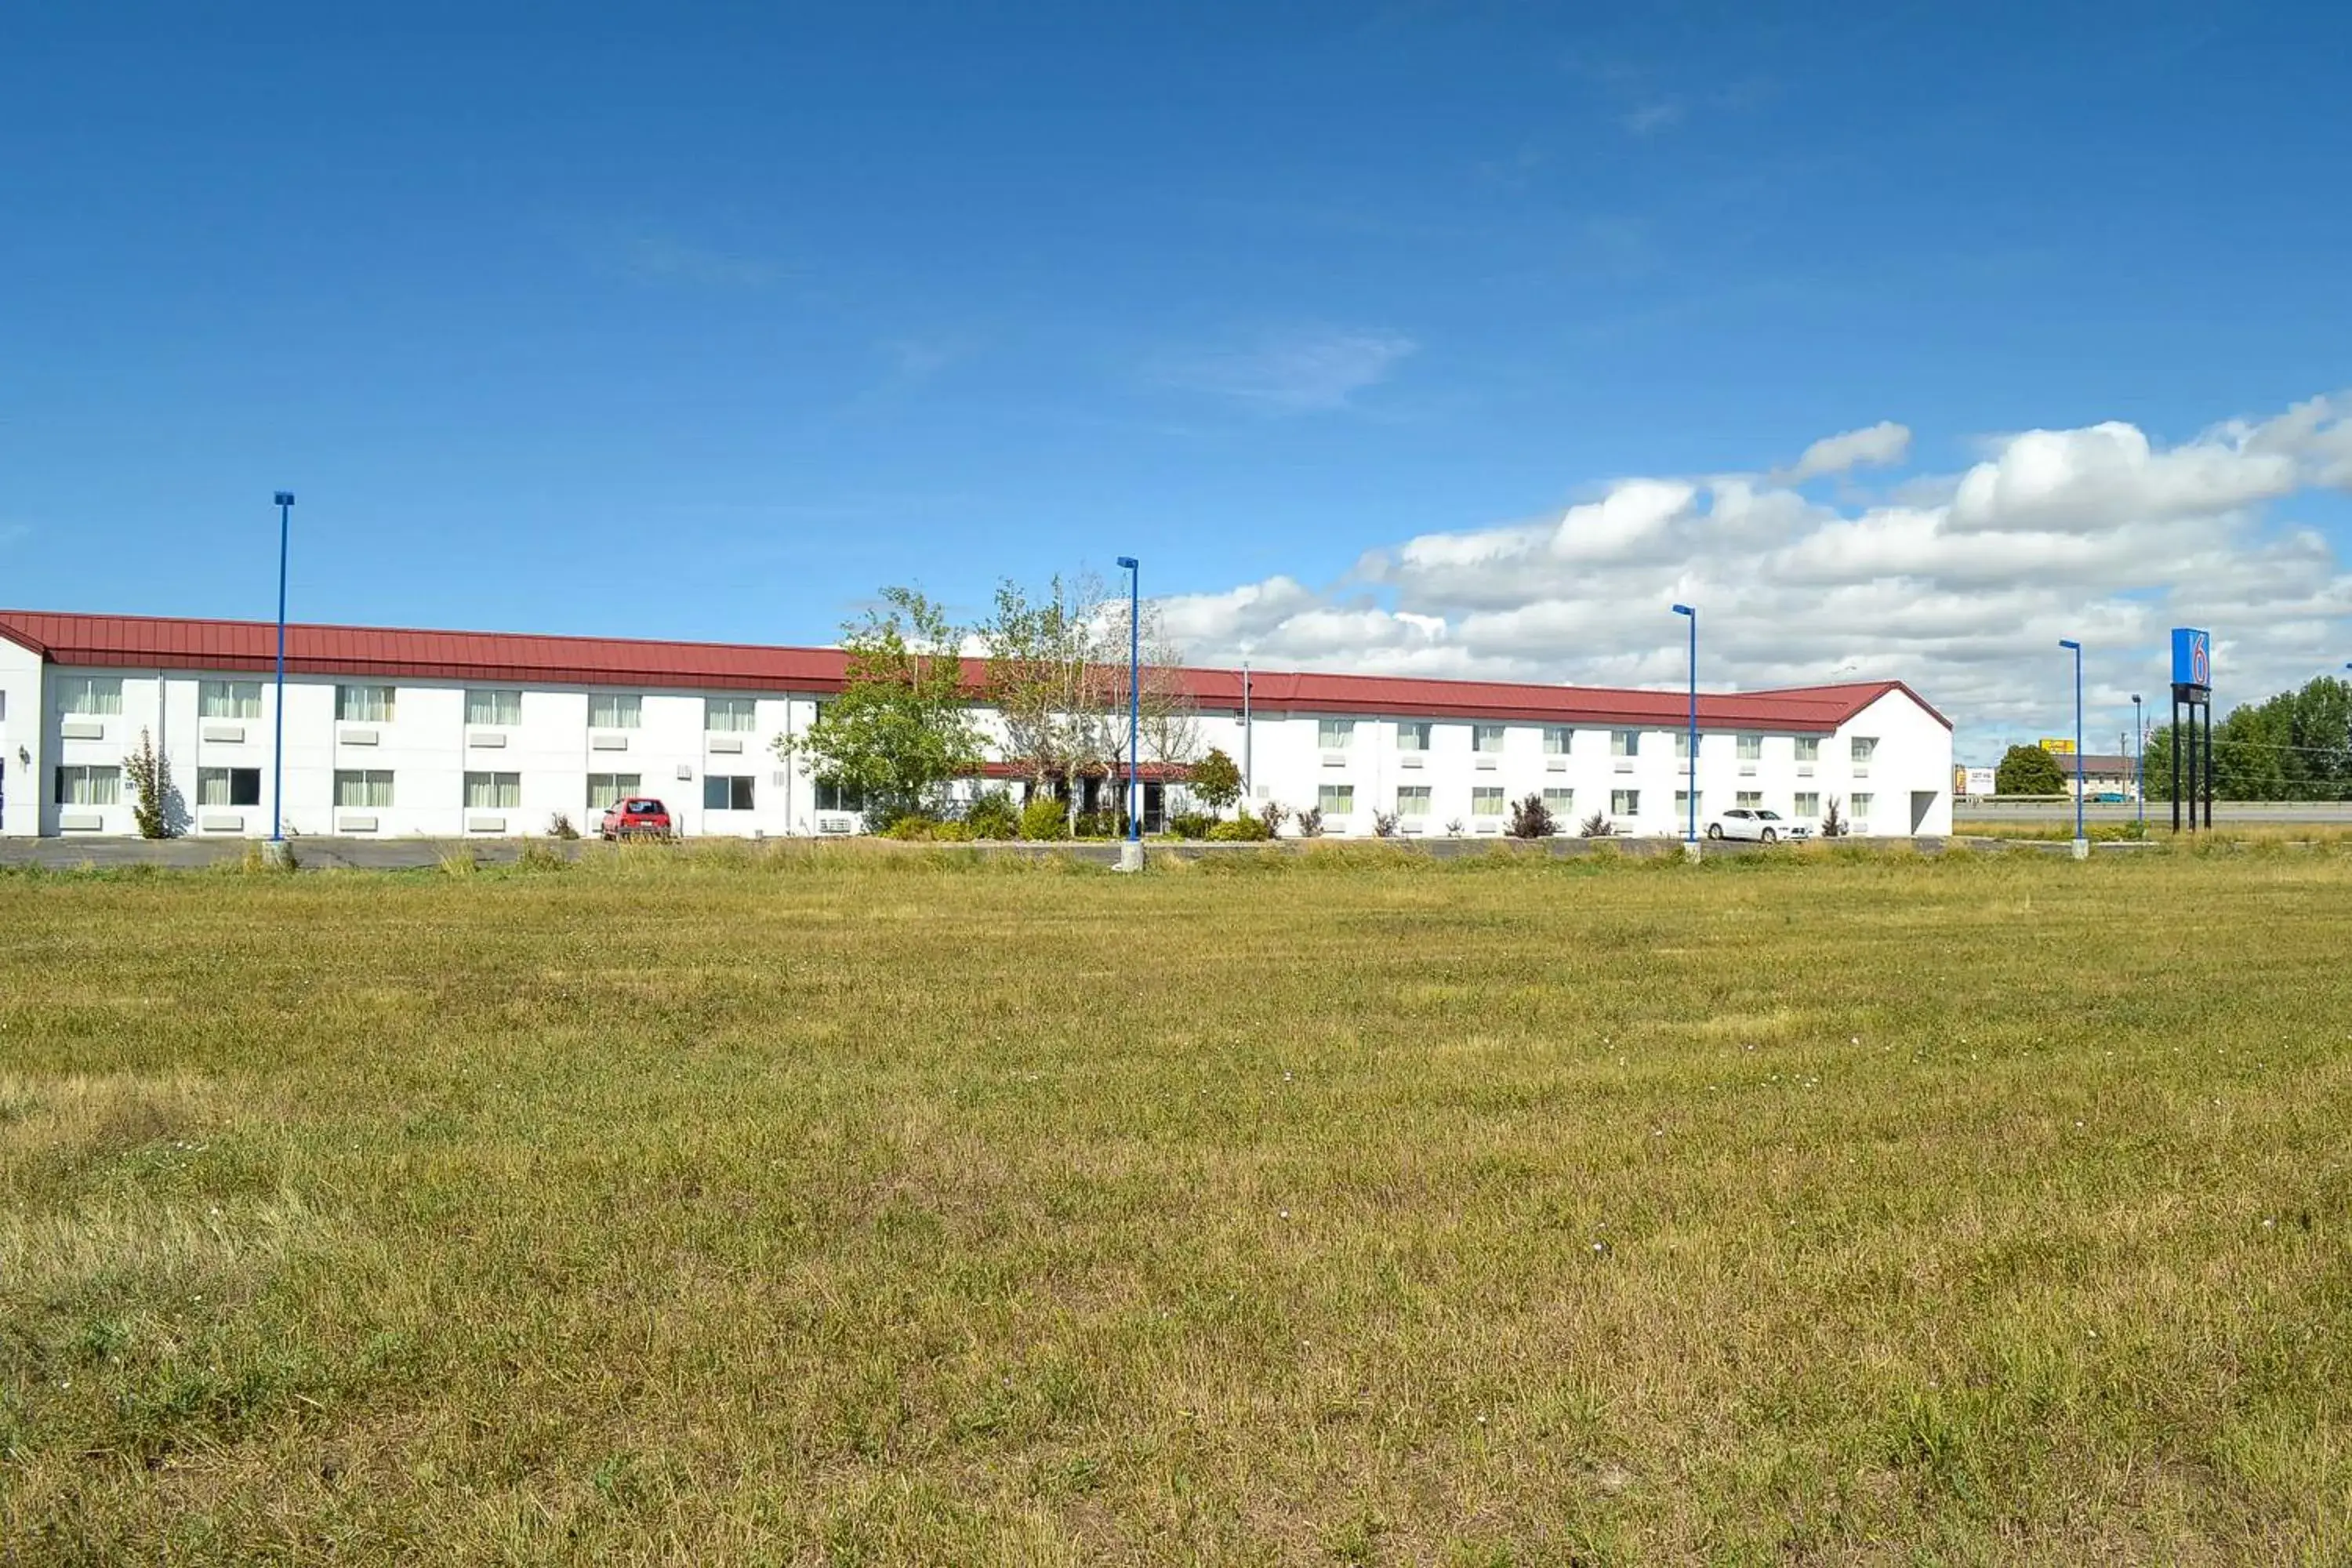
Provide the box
[1911,790,1936,834]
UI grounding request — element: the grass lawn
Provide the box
[3,844,2348,1563]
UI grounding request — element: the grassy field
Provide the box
[3,844,2349,1564]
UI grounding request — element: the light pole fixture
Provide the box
[2060,639,2085,855]
[1671,604,1697,844]
[1116,557,1141,854]
[272,492,295,844]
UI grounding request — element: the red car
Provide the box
[599,797,676,840]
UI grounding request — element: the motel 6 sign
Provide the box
[2171,628,2211,695]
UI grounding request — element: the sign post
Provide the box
[2169,628,2212,833]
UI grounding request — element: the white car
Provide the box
[1706,808,1809,844]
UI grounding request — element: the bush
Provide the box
[1189,748,1244,816]
[547,811,579,840]
[1168,811,1215,840]
[1994,744,2069,797]
[1372,810,1400,839]
[1578,810,1618,839]
[1073,810,1118,840]
[1258,801,1290,837]
[1819,797,1849,838]
[883,815,977,841]
[1206,815,1271,841]
[1508,793,1556,839]
[1445,818,1465,837]
[516,840,568,873]
[1294,806,1324,838]
[1019,797,1071,841]
[123,728,182,840]
[964,789,1022,840]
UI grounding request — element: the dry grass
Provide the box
[2,847,2349,1563]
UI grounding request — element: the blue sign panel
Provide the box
[2172,627,2211,691]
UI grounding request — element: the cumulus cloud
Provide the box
[1774,420,1912,485]
[1155,396,2352,753]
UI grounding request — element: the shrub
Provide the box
[1258,801,1290,837]
[964,789,1022,840]
[1294,806,1324,838]
[1073,810,1119,839]
[1579,810,1618,839]
[1206,815,1271,841]
[516,840,568,873]
[1168,811,1215,840]
[123,728,182,840]
[1189,748,1244,816]
[1019,797,1071,840]
[1508,793,1556,839]
[1820,797,1849,838]
[547,811,579,840]
[1445,818,1465,837]
[1994,744,2068,797]
[1372,810,1400,839]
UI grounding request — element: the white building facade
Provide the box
[0,610,1955,840]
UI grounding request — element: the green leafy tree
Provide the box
[1994,743,2068,796]
[2145,676,2352,802]
[782,587,983,827]
[123,728,183,839]
[1189,746,1243,818]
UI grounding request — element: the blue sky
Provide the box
[5,2,2350,750]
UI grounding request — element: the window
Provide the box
[200,681,262,719]
[1396,720,1432,752]
[56,676,124,716]
[706,695,758,733]
[335,770,394,808]
[1543,726,1571,756]
[587,773,641,810]
[1673,731,1691,760]
[197,768,262,808]
[1675,789,1702,819]
[1612,730,1639,757]
[54,764,121,805]
[1473,724,1506,754]
[1795,737,1820,763]
[465,688,521,728]
[1472,786,1505,817]
[1395,785,1432,817]
[1851,792,1873,821]
[816,780,865,812]
[589,693,643,730]
[1737,734,1762,761]
[1317,718,1356,749]
[1317,783,1356,815]
[1611,789,1640,817]
[1851,736,1878,764]
[704,775,756,811]
[1795,792,1820,818]
[465,771,521,810]
[336,684,395,723]
[1737,790,1762,809]
[1543,786,1573,816]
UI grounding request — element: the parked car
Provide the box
[2089,791,2128,804]
[599,797,675,840]
[1706,808,1809,844]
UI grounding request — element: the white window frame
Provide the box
[1851,736,1878,764]
[706,696,759,734]
[1316,718,1356,750]
[1395,720,1432,753]
[1611,789,1640,818]
[1471,786,1506,818]
[590,693,644,730]
[1737,734,1763,761]
[1394,785,1432,817]
[1316,782,1356,816]
[196,767,263,808]
[200,680,263,720]
[703,774,756,811]
[336,685,396,724]
[1612,730,1639,758]
[1736,790,1762,809]
[1541,786,1573,815]
[57,675,125,716]
[465,771,521,810]
[465,688,522,728]
[334,770,395,808]
[1472,724,1507,754]
[1542,726,1571,756]
[587,773,642,811]
[1795,792,1821,818]
[1795,736,1821,763]
[56,764,122,805]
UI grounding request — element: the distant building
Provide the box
[2,608,1958,840]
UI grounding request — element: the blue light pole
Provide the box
[1671,603,1696,843]
[2060,638,2085,853]
[271,492,294,844]
[1117,556,1140,848]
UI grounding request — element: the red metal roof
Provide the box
[0,608,1947,731]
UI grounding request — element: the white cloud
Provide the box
[1152,328,1416,414]
[1775,420,1912,485]
[1147,397,2352,754]
[614,233,776,289]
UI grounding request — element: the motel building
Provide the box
[0,610,1956,842]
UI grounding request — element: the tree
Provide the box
[1994,743,2068,797]
[781,586,983,826]
[2146,676,2352,803]
[1507,792,1556,839]
[123,728,184,839]
[1189,747,1243,818]
[979,575,1094,807]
